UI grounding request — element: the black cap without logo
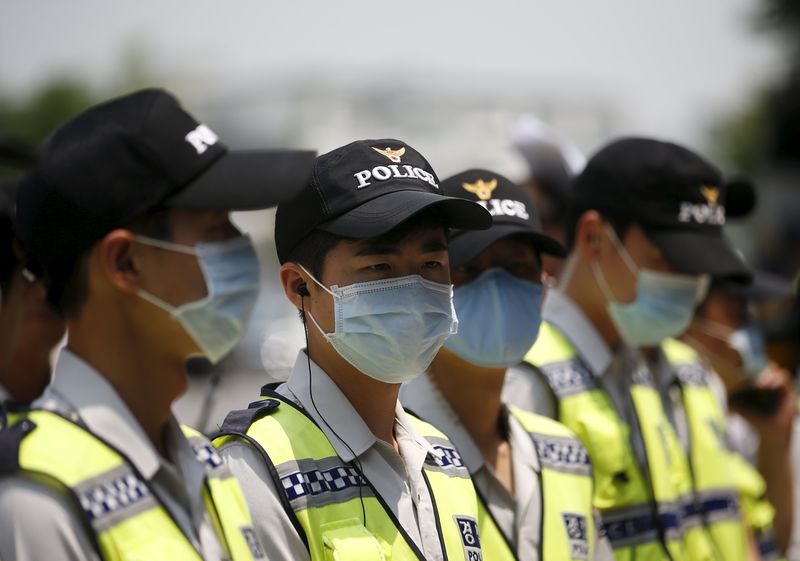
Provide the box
[275,139,491,263]
[16,88,316,304]
[441,169,566,268]
[573,137,750,282]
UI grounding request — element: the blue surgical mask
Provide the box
[593,226,709,347]
[135,235,261,364]
[444,267,545,367]
[301,266,458,384]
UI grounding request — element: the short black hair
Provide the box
[564,204,635,251]
[56,207,173,319]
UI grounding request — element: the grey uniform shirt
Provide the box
[218,351,450,561]
[402,373,614,561]
[0,350,227,561]
[502,288,652,477]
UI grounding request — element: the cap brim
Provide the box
[722,269,794,300]
[449,223,566,268]
[317,190,492,238]
[164,149,316,210]
[646,228,752,284]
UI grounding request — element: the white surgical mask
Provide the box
[135,235,261,364]
[693,318,769,380]
[300,265,457,384]
[593,226,709,347]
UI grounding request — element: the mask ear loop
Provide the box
[300,282,368,527]
[591,224,640,306]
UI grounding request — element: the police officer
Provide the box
[0,88,315,561]
[682,273,796,557]
[0,179,65,413]
[401,169,613,561]
[504,138,757,560]
[214,139,492,561]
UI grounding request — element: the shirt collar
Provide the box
[35,349,179,480]
[285,351,437,466]
[0,384,9,403]
[400,373,486,475]
[542,288,613,376]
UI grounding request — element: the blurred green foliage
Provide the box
[0,80,95,178]
[715,0,800,172]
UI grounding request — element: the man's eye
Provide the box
[424,261,443,269]
[366,263,391,272]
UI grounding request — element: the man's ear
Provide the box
[95,229,141,295]
[280,262,314,312]
[574,210,605,262]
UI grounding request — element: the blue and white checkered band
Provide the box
[75,466,156,531]
[282,465,362,501]
[673,361,707,386]
[562,513,589,560]
[430,444,465,469]
[532,433,592,476]
[540,360,594,398]
[273,457,373,510]
[192,441,225,470]
[421,437,470,478]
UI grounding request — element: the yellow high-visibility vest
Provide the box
[0,409,263,561]
[663,338,780,561]
[468,406,597,561]
[525,322,723,561]
[214,392,485,561]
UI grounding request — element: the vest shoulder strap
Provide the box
[0,416,37,472]
[662,339,709,386]
[525,321,579,364]
[508,407,593,477]
[217,398,281,435]
[525,323,598,400]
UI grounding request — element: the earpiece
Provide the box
[297,283,310,297]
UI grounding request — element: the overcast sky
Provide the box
[0,0,788,152]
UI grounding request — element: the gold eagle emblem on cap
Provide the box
[462,178,498,201]
[700,185,720,205]
[372,146,406,163]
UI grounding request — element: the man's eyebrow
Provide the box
[353,243,401,257]
[420,240,447,253]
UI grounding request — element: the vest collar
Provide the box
[284,350,437,469]
[35,349,183,481]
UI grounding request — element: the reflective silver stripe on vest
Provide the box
[602,501,684,549]
[539,360,595,399]
[424,436,471,479]
[530,432,592,477]
[274,456,374,511]
[73,464,159,533]
[681,489,741,526]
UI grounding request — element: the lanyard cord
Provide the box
[301,294,368,526]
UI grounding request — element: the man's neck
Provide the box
[67,307,186,456]
[307,338,399,448]
[428,350,507,465]
[561,255,621,349]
